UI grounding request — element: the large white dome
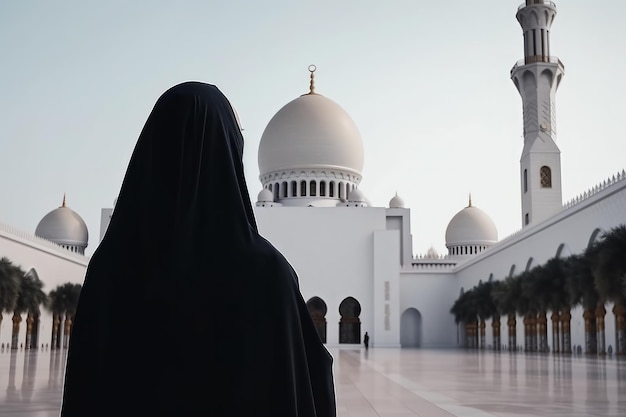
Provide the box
[35,197,88,252]
[258,93,364,177]
[445,204,498,247]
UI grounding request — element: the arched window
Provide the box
[525,213,529,225]
[291,181,297,197]
[300,180,307,196]
[339,182,344,200]
[320,181,326,197]
[540,166,552,188]
[310,181,317,196]
[524,169,528,193]
[329,181,335,197]
[282,182,288,198]
[274,183,279,200]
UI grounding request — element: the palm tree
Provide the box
[12,269,47,350]
[542,257,571,353]
[474,280,499,350]
[450,289,479,349]
[0,257,20,345]
[47,283,82,349]
[592,225,626,355]
[520,269,543,352]
[492,277,519,351]
[566,252,600,354]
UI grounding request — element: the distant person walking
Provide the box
[364,332,370,350]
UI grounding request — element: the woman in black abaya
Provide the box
[60,82,336,417]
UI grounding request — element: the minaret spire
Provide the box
[510,0,564,227]
[61,193,66,208]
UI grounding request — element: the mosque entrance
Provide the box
[306,297,328,343]
[339,297,361,344]
[400,308,422,348]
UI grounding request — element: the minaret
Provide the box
[510,0,564,227]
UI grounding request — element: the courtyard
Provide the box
[0,346,623,416]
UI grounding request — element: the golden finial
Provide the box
[468,193,472,207]
[61,193,67,208]
[307,64,317,95]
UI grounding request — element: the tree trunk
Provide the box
[507,313,516,351]
[560,310,572,354]
[532,314,539,352]
[25,314,34,350]
[537,312,548,352]
[596,305,606,355]
[551,311,561,353]
[479,319,486,349]
[492,315,501,351]
[63,314,73,349]
[583,308,597,354]
[523,315,531,352]
[613,304,626,355]
[11,312,21,350]
[51,314,60,350]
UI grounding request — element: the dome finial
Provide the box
[307,64,317,95]
[62,193,67,208]
[468,193,472,207]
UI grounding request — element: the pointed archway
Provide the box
[306,297,328,343]
[339,297,361,344]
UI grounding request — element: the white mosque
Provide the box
[1,0,625,351]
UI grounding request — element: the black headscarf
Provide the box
[60,82,336,417]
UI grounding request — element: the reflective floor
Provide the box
[0,346,624,416]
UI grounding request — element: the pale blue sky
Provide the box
[1,1,625,257]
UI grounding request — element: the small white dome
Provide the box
[426,246,439,258]
[35,197,88,250]
[257,188,274,203]
[258,93,364,177]
[445,203,497,247]
[348,188,366,202]
[389,193,405,208]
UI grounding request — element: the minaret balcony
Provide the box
[518,0,556,12]
[511,55,565,75]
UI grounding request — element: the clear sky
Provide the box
[1,1,625,258]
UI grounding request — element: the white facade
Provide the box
[0,223,87,348]
[2,0,624,353]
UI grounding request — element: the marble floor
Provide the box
[0,346,624,416]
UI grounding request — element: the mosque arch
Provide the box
[306,297,328,343]
[524,257,534,272]
[309,180,317,197]
[508,265,517,278]
[400,308,422,348]
[540,166,552,188]
[587,227,605,249]
[274,183,280,200]
[529,10,539,27]
[290,181,297,197]
[555,243,572,259]
[522,70,536,86]
[540,69,554,87]
[24,268,42,349]
[329,181,335,197]
[319,181,326,197]
[338,297,361,344]
[282,181,288,198]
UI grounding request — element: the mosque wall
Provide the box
[451,177,626,350]
[0,225,88,348]
[255,206,391,346]
[399,271,458,348]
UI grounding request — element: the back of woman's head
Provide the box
[98,82,257,266]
